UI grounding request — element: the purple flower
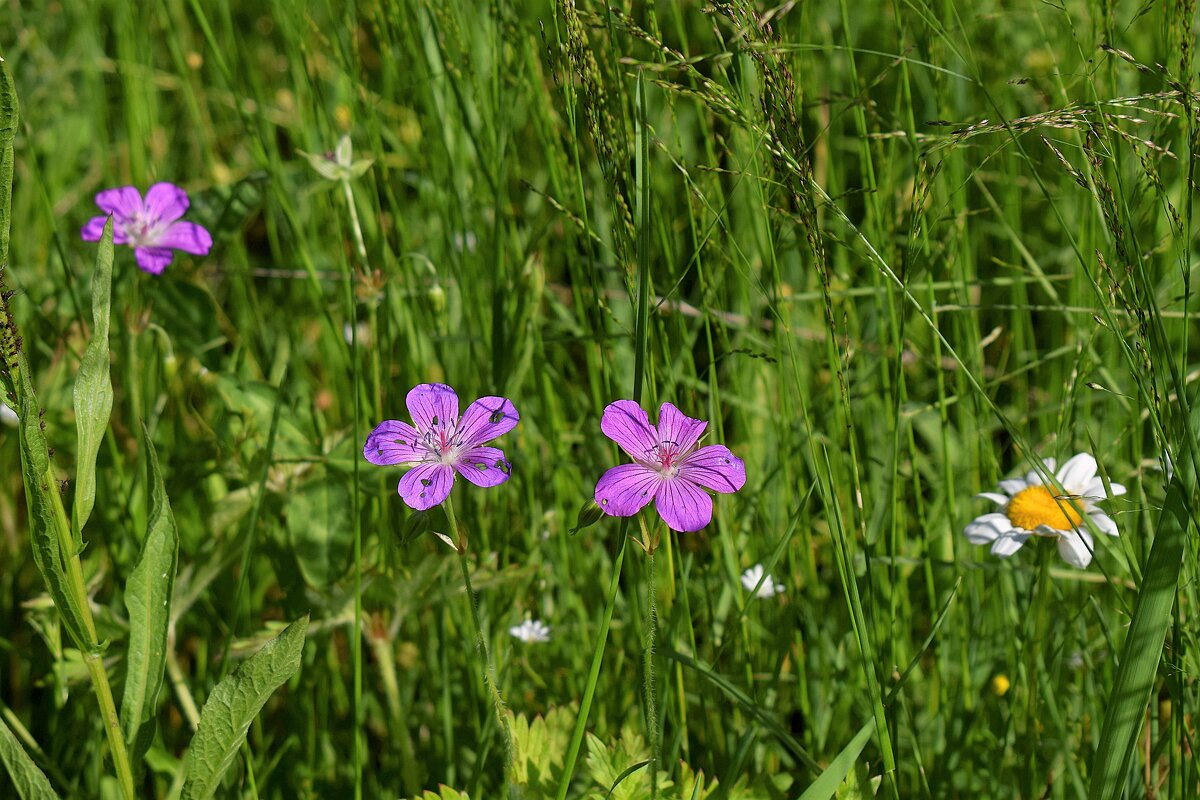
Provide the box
[363,383,519,510]
[81,182,213,275]
[594,400,746,532]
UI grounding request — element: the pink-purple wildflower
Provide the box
[81,182,212,274]
[364,383,519,510]
[594,400,746,532]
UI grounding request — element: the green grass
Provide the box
[1,0,1198,797]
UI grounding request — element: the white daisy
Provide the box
[964,452,1125,568]
[740,564,785,598]
[508,618,550,644]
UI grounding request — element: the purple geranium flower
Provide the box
[364,383,519,510]
[594,400,746,532]
[81,182,213,275]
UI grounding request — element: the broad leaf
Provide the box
[0,715,59,800]
[179,616,308,800]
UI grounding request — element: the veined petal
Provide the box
[406,383,459,433]
[1057,529,1094,568]
[594,463,660,517]
[143,182,189,224]
[1087,511,1120,537]
[363,419,424,465]
[990,531,1030,558]
[975,492,1009,505]
[135,247,174,274]
[678,445,746,494]
[81,215,130,244]
[95,186,143,220]
[397,463,454,510]
[656,478,713,532]
[600,400,659,461]
[1056,453,1097,492]
[964,513,1013,544]
[456,396,519,448]
[453,446,512,488]
[155,221,212,255]
[657,402,707,453]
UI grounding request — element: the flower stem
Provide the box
[444,496,513,779]
[644,545,660,800]
[556,527,629,800]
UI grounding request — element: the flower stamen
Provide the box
[1006,485,1084,532]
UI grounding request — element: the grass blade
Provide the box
[797,720,873,800]
[120,429,179,766]
[180,615,309,800]
[0,715,59,800]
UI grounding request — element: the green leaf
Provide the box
[71,216,114,546]
[179,615,308,800]
[0,715,59,800]
[17,362,90,650]
[285,465,351,587]
[1088,440,1194,797]
[120,431,178,766]
[0,57,18,271]
[798,721,873,800]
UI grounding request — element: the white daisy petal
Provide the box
[1106,481,1126,497]
[965,513,1013,544]
[1088,511,1119,537]
[1057,453,1097,492]
[1025,470,1044,485]
[976,492,1009,505]
[990,532,1031,558]
[998,479,1028,495]
[1057,529,1094,568]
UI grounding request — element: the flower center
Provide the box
[1006,485,1083,531]
[652,440,683,478]
[422,422,462,465]
[122,211,161,247]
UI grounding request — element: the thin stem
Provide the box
[556,528,629,800]
[644,546,659,800]
[445,495,513,780]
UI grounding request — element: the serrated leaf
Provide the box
[120,431,178,766]
[71,216,114,546]
[180,615,308,800]
[17,362,90,650]
[0,715,59,800]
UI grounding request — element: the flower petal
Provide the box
[453,446,512,488]
[1081,476,1125,499]
[990,531,1030,558]
[1087,511,1120,537]
[998,479,1028,495]
[656,477,713,532]
[363,419,424,465]
[1056,453,1097,492]
[456,396,519,448]
[81,215,130,244]
[594,463,660,517]
[678,445,746,494]
[143,182,189,224]
[406,383,459,432]
[975,492,1009,505]
[95,186,143,220]
[134,247,174,274]
[1057,529,1094,568]
[656,402,707,453]
[964,513,1013,544]
[600,400,658,461]
[397,463,454,510]
[155,221,212,255]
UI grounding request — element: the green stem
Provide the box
[556,528,629,800]
[644,546,659,800]
[445,496,513,780]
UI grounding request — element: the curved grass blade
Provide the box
[797,721,872,800]
[71,215,114,545]
[120,429,178,766]
[1088,463,1192,798]
[0,715,59,800]
[180,615,308,800]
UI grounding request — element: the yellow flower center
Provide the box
[1006,485,1083,531]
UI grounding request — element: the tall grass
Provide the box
[0,0,1197,797]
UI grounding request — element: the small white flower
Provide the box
[965,452,1125,569]
[740,564,785,598]
[0,403,16,427]
[343,321,372,347]
[508,618,550,643]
